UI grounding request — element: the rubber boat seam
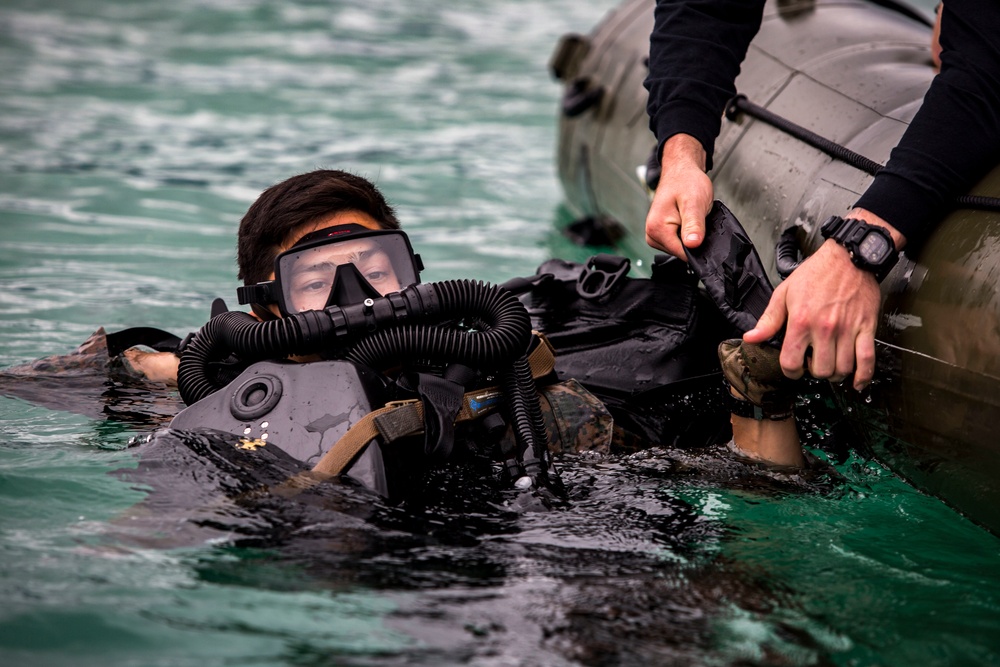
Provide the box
[754,40,933,81]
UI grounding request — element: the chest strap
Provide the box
[310,332,556,478]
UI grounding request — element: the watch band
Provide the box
[820,216,899,282]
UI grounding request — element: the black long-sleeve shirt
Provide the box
[644,0,1000,245]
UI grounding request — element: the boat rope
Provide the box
[725,94,1000,213]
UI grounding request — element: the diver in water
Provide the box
[23,169,640,493]
[3,167,815,500]
[103,169,406,384]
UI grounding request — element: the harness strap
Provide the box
[310,402,415,477]
[528,330,557,378]
[309,333,556,477]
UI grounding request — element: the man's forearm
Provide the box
[855,0,1000,244]
[644,0,765,170]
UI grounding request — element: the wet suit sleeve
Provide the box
[856,0,1000,245]
[643,0,766,171]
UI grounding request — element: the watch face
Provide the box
[858,230,890,262]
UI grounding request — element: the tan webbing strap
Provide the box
[373,401,426,442]
[310,402,409,476]
[529,331,557,378]
[310,388,503,477]
[309,332,557,478]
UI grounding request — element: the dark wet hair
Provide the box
[237,169,400,285]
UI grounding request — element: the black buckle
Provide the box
[576,254,630,300]
[236,280,275,306]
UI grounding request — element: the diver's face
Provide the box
[284,237,403,313]
[265,210,386,318]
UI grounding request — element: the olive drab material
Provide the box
[552,0,1000,532]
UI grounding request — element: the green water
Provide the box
[2,0,999,665]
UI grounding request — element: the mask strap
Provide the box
[250,303,279,321]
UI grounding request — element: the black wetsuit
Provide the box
[644,0,1000,245]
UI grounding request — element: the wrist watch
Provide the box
[819,215,899,282]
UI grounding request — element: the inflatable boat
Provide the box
[550,0,1000,533]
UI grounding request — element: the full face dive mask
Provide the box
[237,224,424,315]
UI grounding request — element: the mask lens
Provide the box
[277,232,418,314]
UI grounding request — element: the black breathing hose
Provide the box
[178,310,320,405]
[344,280,530,372]
[179,280,531,405]
[502,355,551,484]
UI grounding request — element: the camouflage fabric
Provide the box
[491,378,619,457]
[538,378,615,455]
[4,328,112,377]
[718,338,795,419]
[0,328,181,425]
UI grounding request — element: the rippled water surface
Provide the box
[2,0,999,665]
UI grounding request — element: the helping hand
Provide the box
[744,208,905,390]
[743,240,882,391]
[644,134,714,259]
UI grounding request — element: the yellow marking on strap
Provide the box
[236,437,266,451]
